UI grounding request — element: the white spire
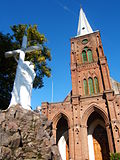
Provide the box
[77,8,93,36]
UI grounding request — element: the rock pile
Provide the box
[0,105,60,160]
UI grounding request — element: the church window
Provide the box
[88,77,94,94]
[87,49,93,62]
[82,50,87,63]
[94,77,99,93]
[82,39,88,44]
[82,47,93,63]
[83,79,88,95]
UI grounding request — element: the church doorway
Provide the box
[87,111,110,160]
[56,115,69,160]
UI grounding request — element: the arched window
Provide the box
[94,77,99,93]
[83,79,88,95]
[82,47,93,63]
[82,50,87,63]
[87,49,93,62]
[88,78,94,94]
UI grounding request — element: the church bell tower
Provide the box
[71,8,111,98]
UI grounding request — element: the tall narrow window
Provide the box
[82,50,87,63]
[94,77,99,93]
[83,79,88,95]
[87,49,93,62]
[88,78,94,94]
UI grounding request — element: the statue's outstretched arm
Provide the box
[5,49,25,62]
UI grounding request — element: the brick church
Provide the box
[41,8,120,160]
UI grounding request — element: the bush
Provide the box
[110,153,120,160]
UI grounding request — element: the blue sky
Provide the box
[1,0,120,109]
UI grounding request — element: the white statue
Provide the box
[5,34,41,110]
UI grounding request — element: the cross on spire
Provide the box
[77,7,93,36]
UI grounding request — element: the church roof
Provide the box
[77,8,93,36]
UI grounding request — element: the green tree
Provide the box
[0,24,51,110]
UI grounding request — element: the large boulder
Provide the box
[0,105,60,160]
